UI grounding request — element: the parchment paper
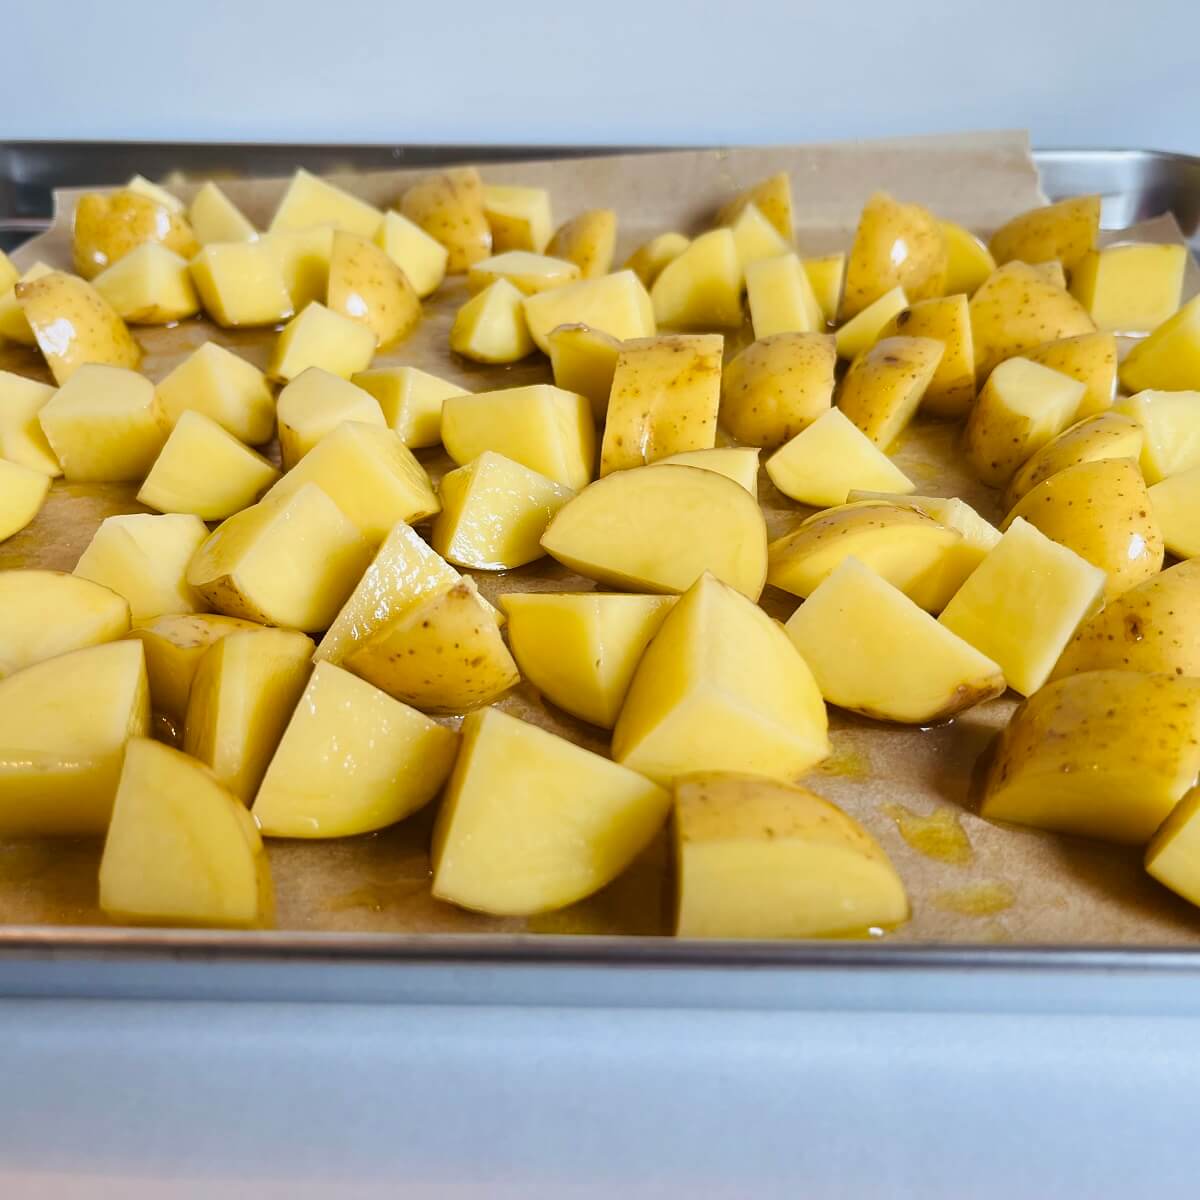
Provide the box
[4,131,1200,944]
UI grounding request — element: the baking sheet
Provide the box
[3,131,1200,945]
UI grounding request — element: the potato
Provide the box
[276,367,385,469]
[766,408,914,507]
[1003,458,1162,599]
[100,737,271,929]
[1070,243,1187,334]
[1020,332,1117,420]
[127,613,263,721]
[184,627,314,802]
[449,278,536,364]
[432,707,670,916]
[714,171,794,241]
[962,357,1085,487]
[988,195,1100,273]
[0,570,129,679]
[969,261,1096,377]
[0,249,17,294]
[432,451,574,570]
[264,420,439,542]
[523,270,655,353]
[352,365,466,448]
[156,342,275,445]
[93,243,200,324]
[650,447,760,496]
[1051,560,1200,681]
[1112,389,1200,484]
[252,662,458,838]
[137,410,280,520]
[327,230,420,348]
[343,579,519,712]
[1146,786,1200,908]
[190,242,295,328]
[600,334,723,475]
[268,301,376,382]
[0,261,52,345]
[728,203,791,268]
[938,516,1105,696]
[650,229,743,329]
[399,167,491,273]
[0,458,49,542]
[612,572,829,785]
[373,210,448,298]
[720,331,835,448]
[879,295,975,417]
[546,209,617,278]
[982,670,1200,844]
[839,192,946,321]
[268,168,382,237]
[467,251,580,296]
[481,184,553,254]
[72,189,198,279]
[17,271,142,382]
[541,464,768,600]
[261,225,334,310]
[546,323,621,420]
[1149,466,1200,559]
[442,383,594,491]
[1120,293,1200,393]
[837,336,943,449]
[126,174,184,214]
[802,252,845,323]
[623,232,689,287]
[0,640,149,836]
[938,219,995,295]
[189,181,256,245]
[188,484,372,631]
[674,774,909,938]
[1033,260,1068,289]
[833,286,907,360]
[766,503,961,610]
[73,512,206,623]
[0,370,59,475]
[500,592,676,728]
[745,252,822,338]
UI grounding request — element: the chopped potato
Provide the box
[0,260,52,346]
[481,184,553,254]
[1112,389,1200,484]
[523,269,655,352]
[449,278,536,363]
[651,229,743,329]
[1119,293,1200,394]
[878,295,975,418]
[0,458,50,542]
[802,252,846,323]
[373,210,448,298]
[650,447,760,496]
[1023,332,1117,420]
[0,370,59,475]
[623,232,689,287]
[72,189,198,279]
[327,230,420,348]
[262,225,334,311]
[190,241,294,327]
[546,323,621,420]
[833,286,907,360]
[467,250,580,296]
[988,195,1100,273]
[93,243,200,324]
[1149,466,1200,560]
[351,365,466,448]
[745,252,822,338]
[728,203,790,269]
[276,368,385,470]
[938,219,995,295]
[1146,786,1200,908]
[399,167,492,273]
[268,168,382,237]
[714,172,794,241]
[189,181,256,245]
[1070,243,1186,334]
[156,342,275,445]
[268,301,377,382]
[546,209,617,278]
[837,335,943,448]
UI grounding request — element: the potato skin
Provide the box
[1023,332,1117,419]
[399,168,492,274]
[837,335,943,448]
[546,210,617,279]
[879,295,975,418]
[327,231,420,348]
[73,190,198,280]
[988,195,1100,273]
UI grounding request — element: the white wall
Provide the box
[3,0,1198,153]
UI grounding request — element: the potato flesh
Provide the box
[1149,467,1200,559]
[432,707,670,916]
[728,203,791,269]
[0,641,149,836]
[715,172,794,241]
[190,242,294,327]
[72,189,197,280]
[481,184,553,254]
[0,261,52,346]
[546,323,621,421]
[252,662,459,838]
[327,230,421,349]
[0,370,59,475]
[189,181,256,245]
[1070,243,1186,335]
[838,335,943,449]
[400,167,492,274]
[262,226,335,311]
[651,229,743,329]
[1023,332,1117,420]
[623,232,689,288]
[268,168,382,238]
[650,447,760,496]
[156,342,275,445]
[1113,389,1200,484]
[467,251,580,296]
[983,670,1200,844]
[352,365,465,449]
[523,270,655,353]
[373,211,448,299]
[938,220,995,295]
[834,286,907,360]
[988,195,1100,273]
[449,278,535,364]
[93,243,200,324]
[268,301,377,382]
[1146,786,1200,908]
[546,209,616,279]
[879,295,975,418]
[0,458,49,541]
[276,368,385,470]
[674,774,908,938]
[1119,294,1200,394]
[745,253,822,338]
[802,253,845,323]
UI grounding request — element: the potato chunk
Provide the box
[1146,787,1200,909]
[674,774,908,938]
[623,232,689,288]
[0,261,52,346]
[1022,332,1117,420]
[190,242,294,328]
[714,172,794,241]
[650,447,760,496]
[938,220,995,295]
[0,370,59,475]
[612,572,829,785]
[1149,466,1200,560]
[352,365,466,448]
[72,189,197,279]
[650,229,742,329]
[276,368,385,470]
[546,323,621,420]
[523,270,655,353]
[268,168,382,237]
[546,209,617,278]
[268,301,376,382]
[93,243,200,324]
[261,225,334,311]
[838,336,943,449]
[399,167,492,273]
[449,278,535,364]
[879,295,975,417]
[802,252,845,323]
[467,251,580,296]
[156,342,275,445]
[745,252,822,338]
[189,181,256,245]
[1119,293,1200,393]
[988,195,1100,272]
[1070,243,1187,334]
[1112,389,1200,484]
[0,458,49,541]
[373,210,448,298]
[834,286,907,360]
[481,184,553,254]
[327,230,420,348]
[728,203,791,269]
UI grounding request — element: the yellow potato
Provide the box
[276,368,385,470]
[541,464,768,600]
[1113,389,1200,484]
[499,592,676,729]
[156,342,275,445]
[432,707,670,916]
[839,192,946,321]
[100,737,272,929]
[373,210,448,298]
[546,209,617,278]
[766,408,914,507]
[714,171,794,241]
[467,251,580,296]
[879,295,975,417]
[268,168,382,237]
[0,261,52,346]
[0,640,149,836]
[188,484,372,630]
[0,250,17,293]
[1051,559,1200,681]
[1149,466,1200,559]
[1070,242,1187,334]
[17,271,142,383]
[546,323,621,421]
[745,252,822,338]
[1033,260,1068,289]
[982,670,1200,844]
[650,229,743,329]
[0,570,129,680]
[481,184,553,254]
[399,167,492,273]
[0,370,59,475]
[833,286,908,360]
[1146,786,1200,909]
[432,451,574,570]
[938,219,995,295]
[252,662,459,839]
[352,365,466,448]
[0,458,49,542]
[184,627,314,803]
[720,331,835,448]
[72,189,198,279]
[623,232,689,287]
[190,241,295,327]
[523,269,655,353]
[93,243,200,324]
[612,572,829,785]
[838,335,943,449]
[327,230,420,348]
[261,225,334,311]
[674,774,909,939]
[189,181,256,244]
[1022,332,1117,419]
[649,447,760,496]
[1120,293,1200,393]
[449,278,536,364]
[962,357,1085,488]
[138,410,280,520]
[600,334,722,475]
[728,203,791,268]
[988,195,1100,273]
[268,301,377,382]
[802,253,845,323]
[938,516,1105,696]
[126,174,184,214]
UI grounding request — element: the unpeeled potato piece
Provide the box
[399,167,492,273]
[988,195,1100,274]
[327,230,420,348]
[73,189,198,280]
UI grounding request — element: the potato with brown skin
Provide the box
[546,210,617,279]
[73,189,199,280]
[1023,332,1117,419]
[714,172,794,241]
[837,336,943,448]
[327,230,420,348]
[879,295,975,417]
[399,167,491,273]
[988,195,1100,274]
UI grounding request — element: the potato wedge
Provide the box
[0,250,17,294]
[262,225,335,311]
[728,203,790,269]
[72,189,198,279]
[1112,389,1200,484]
[802,253,845,324]
[0,458,49,542]
[523,270,655,353]
[1021,332,1117,420]
[93,243,200,324]
[399,167,492,273]
[327,230,420,348]
[745,252,822,338]
[449,278,536,364]
[714,172,793,241]
[156,342,275,445]
[373,210,448,298]
[481,184,553,254]
[650,447,760,496]
[1070,242,1187,334]
[0,370,59,475]
[623,232,689,287]
[938,219,995,295]
[1146,786,1200,908]
[189,181,256,245]
[1149,466,1200,560]
[0,261,52,346]
[546,209,617,278]
[268,301,376,382]
[838,336,943,449]
[988,195,1100,273]
[190,241,295,328]
[269,168,382,237]
[276,367,385,469]
[651,229,743,329]
[1119,293,1200,393]
[834,286,907,360]
[879,295,975,418]
[546,323,621,420]
[352,365,466,448]
[467,250,580,296]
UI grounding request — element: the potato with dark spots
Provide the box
[988,195,1100,274]
[72,189,198,280]
[1022,331,1117,419]
[546,209,617,279]
[714,172,794,241]
[327,230,420,348]
[399,167,492,273]
[837,335,943,449]
[878,295,975,417]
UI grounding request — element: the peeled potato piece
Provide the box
[0,458,49,542]
[276,368,385,470]
[1150,466,1200,560]
[352,365,466,449]
[650,229,743,329]
[268,301,376,382]
[374,210,448,298]
[1120,293,1200,394]
[156,342,275,445]
[0,369,59,475]
[269,169,382,237]
[523,270,655,353]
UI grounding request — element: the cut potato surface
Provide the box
[449,278,535,364]
[190,241,294,328]
[276,368,385,470]
[1119,293,1200,394]
[1146,787,1200,909]
[1023,332,1117,420]
[649,447,760,496]
[352,365,466,449]
[1149,466,1200,560]
[802,253,846,323]
[879,294,975,418]
[482,184,553,255]
[1070,242,1186,335]
[546,209,617,279]
[269,301,377,383]
[624,232,689,288]
[155,342,275,445]
[467,251,580,296]
[546,323,621,421]
[834,286,907,360]
[262,225,334,312]
[374,210,448,299]
[938,220,995,295]
[269,169,382,238]
[189,181,256,245]
[93,242,200,325]
[715,172,794,241]
[729,204,791,271]
[0,458,50,541]
[651,229,742,330]
[745,252,822,339]
[1113,389,1200,484]
[523,270,655,353]
[0,370,59,475]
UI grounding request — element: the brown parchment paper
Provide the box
[4,131,1200,945]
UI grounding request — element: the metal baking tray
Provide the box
[1,141,1198,1011]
